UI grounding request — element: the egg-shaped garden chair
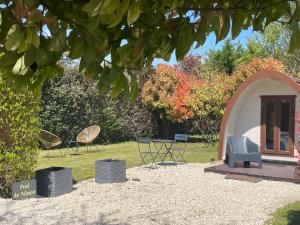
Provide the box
[76,125,101,152]
[39,130,64,158]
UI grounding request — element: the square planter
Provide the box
[95,159,126,183]
[36,167,73,197]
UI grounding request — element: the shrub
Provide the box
[186,76,226,143]
[142,64,225,140]
[0,77,40,197]
[142,64,194,123]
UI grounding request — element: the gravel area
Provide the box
[1,163,300,225]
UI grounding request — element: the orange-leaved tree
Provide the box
[142,63,225,143]
[142,64,194,123]
[188,76,226,120]
[223,58,286,104]
[186,75,226,143]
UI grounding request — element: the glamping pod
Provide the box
[219,70,300,163]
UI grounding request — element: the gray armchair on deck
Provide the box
[225,136,262,168]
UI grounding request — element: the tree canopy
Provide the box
[242,22,300,76]
[205,39,244,75]
[1,0,300,97]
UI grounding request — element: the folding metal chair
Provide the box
[136,137,158,169]
[171,134,188,163]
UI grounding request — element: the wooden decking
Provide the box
[204,162,300,183]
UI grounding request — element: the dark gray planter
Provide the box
[95,159,126,183]
[36,167,73,197]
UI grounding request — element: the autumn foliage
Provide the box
[187,77,226,120]
[223,58,286,103]
[142,64,194,122]
[142,64,225,123]
[142,58,290,124]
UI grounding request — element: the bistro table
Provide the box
[65,140,80,155]
[151,139,176,166]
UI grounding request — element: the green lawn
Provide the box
[265,202,300,225]
[38,141,218,182]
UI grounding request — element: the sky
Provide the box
[152,27,255,66]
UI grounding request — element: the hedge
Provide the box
[39,64,157,144]
[0,77,40,197]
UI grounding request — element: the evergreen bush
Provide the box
[0,77,40,197]
[39,64,156,143]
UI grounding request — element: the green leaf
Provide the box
[108,65,122,83]
[292,4,300,21]
[28,10,43,23]
[130,77,138,101]
[36,48,51,66]
[122,83,130,98]
[0,12,2,26]
[157,39,172,61]
[195,20,207,47]
[24,47,36,67]
[90,27,108,51]
[68,31,85,59]
[108,0,130,28]
[29,70,45,89]
[5,24,24,51]
[69,40,85,59]
[115,40,144,67]
[175,22,194,61]
[41,64,64,80]
[289,22,300,53]
[111,72,127,98]
[0,52,19,66]
[231,11,246,39]
[18,34,31,52]
[53,63,64,76]
[133,39,145,61]
[49,29,66,52]
[31,31,40,48]
[84,61,101,79]
[79,47,97,71]
[98,66,121,95]
[209,13,220,42]
[99,0,119,15]
[98,84,108,96]
[217,13,230,41]
[252,12,265,32]
[116,44,133,65]
[127,0,141,25]
[26,27,40,48]
[272,2,290,21]
[98,68,110,95]
[82,0,102,16]
[12,55,29,75]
